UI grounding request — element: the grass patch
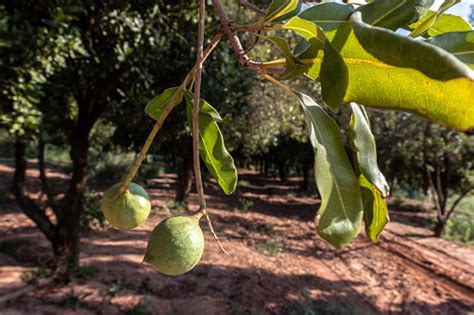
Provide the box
[22,267,53,282]
[256,240,283,256]
[442,194,474,244]
[77,264,100,278]
[59,295,80,309]
[237,197,253,212]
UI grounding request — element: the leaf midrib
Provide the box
[266,56,394,69]
[371,0,407,26]
[198,122,231,192]
[308,108,353,227]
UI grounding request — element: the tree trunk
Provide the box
[53,129,90,272]
[433,219,445,237]
[175,140,193,205]
[264,155,270,176]
[278,162,286,182]
[13,140,26,193]
[12,138,56,243]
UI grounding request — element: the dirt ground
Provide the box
[0,160,473,314]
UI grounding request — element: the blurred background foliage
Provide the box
[0,0,472,251]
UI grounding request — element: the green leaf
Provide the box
[264,36,308,80]
[349,103,389,198]
[282,17,348,111]
[425,14,471,37]
[410,0,466,37]
[320,40,348,112]
[359,175,388,242]
[410,0,463,37]
[298,2,354,31]
[265,0,301,22]
[145,87,183,121]
[410,11,471,37]
[426,31,474,69]
[297,23,474,131]
[198,98,223,122]
[351,12,474,81]
[273,0,302,22]
[296,92,363,248]
[358,0,433,30]
[184,91,238,195]
[282,17,325,50]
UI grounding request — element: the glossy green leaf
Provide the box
[145,87,182,121]
[358,0,433,30]
[265,0,300,22]
[273,0,302,22]
[298,2,354,31]
[297,24,474,131]
[265,36,302,67]
[426,31,474,69]
[282,17,348,111]
[264,36,308,80]
[320,40,348,112]
[296,92,363,248]
[359,175,388,242]
[184,91,237,195]
[410,11,471,37]
[198,97,224,122]
[349,103,389,198]
[351,12,474,81]
[425,13,471,36]
[409,0,461,37]
[282,17,325,50]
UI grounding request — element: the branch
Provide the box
[11,139,56,242]
[446,185,474,221]
[212,0,284,75]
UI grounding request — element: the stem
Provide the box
[119,115,168,194]
[194,0,229,256]
[202,208,230,255]
[193,0,207,210]
[260,72,295,97]
[118,31,224,194]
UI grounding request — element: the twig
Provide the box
[243,30,261,54]
[212,0,285,75]
[118,31,224,194]
[260,72,295,96]
[119,104,176,194]
[193,1,229,256]
[446,186,473,220]
[193,0,207,211]
[202,208,230,255]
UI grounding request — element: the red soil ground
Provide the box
[0,160,473,314]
